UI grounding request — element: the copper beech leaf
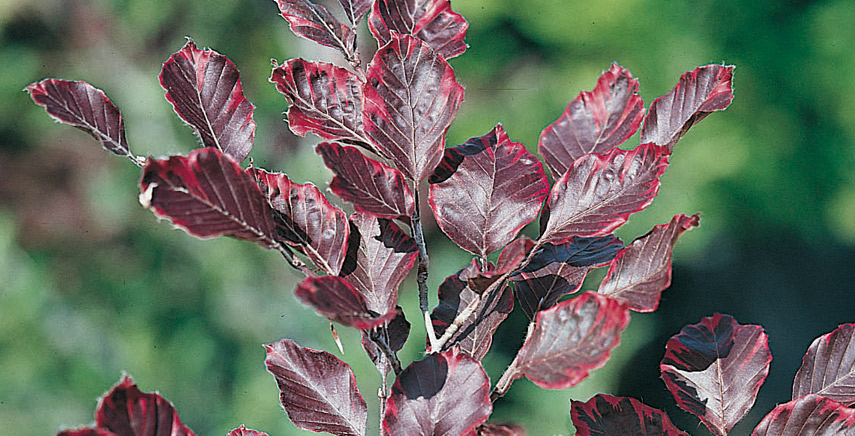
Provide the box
[475,424,527,436]
[159,39,256,163]
[363,33,464,181]
[294,275,394,329]
[641,64,735,151]
[383,348,492,435]
[337,0,372,25]
[26,79,131,160]
[317,143,415,219]
[792,323,855,405]
[92,374,194,436]
[512,292,630,389]
[752,394,855,436]
[264,339,367,436]
[598,213,700,312]
[538,63,645,177]
[660,313,772,436]
[429,124,548,257]
[570,394,689,436]
[226,426,269,436]
[57,430,118,436]
[274,0,357,62]
[539,143,669,244]
[368,0,468,59]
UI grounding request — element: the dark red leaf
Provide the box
[317,143,414,219]
[295,275,394,329]
[752,394,855,436]
[94,375,195,436]
[792,323,855,405]
[462,237,536,293]
[429,124,549,257]
[337,0,372,25]
[539,143,669,244]
[226,425,269,436]
[270,59,372,148]
[363,34,464,182]
[264,339,367,436]
[660,313,771,436]
[253,168,349,275]
[368,0,468,59]
[598,214,700,312]
[512,292,630,389]
[476,423,527,436]
[570,394,689,436]
[26,79,131,160]
[274,0,357,62]
[57,429,118,436]
[383,348,492,435]
[538,63,645,177]
[362,307,411,374]
[159,39,256,163]
[640,64,735,151]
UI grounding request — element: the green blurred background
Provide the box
[2,0,854,434]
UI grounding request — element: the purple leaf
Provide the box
[752,394,855,436]
[253,168,349,275]
[26,79,131,159]
[539,143,669,244]
[538,63,645,177]
[792,323,855,405]
[368,0,469,59]
[274,0,357,62]
[463,236,536,294]
[337,0,372,25]
[225,426,269,436]
[513,292,630,389]
[317,143,415,219]
[363,33,464,182]
[264,339,367,436]
[640,64,735,151]
[96,375,195,436]
[570,394,689,436]
[598,213,700,312]
[383,348,492,435]
[159,39,256,163]
[475,423,527,436]
[429,124,549,257]
[362,307,410,374]
[57,430,118,436]
[660,313,772,436]
[295,275,394,329]
[270,59,372,148]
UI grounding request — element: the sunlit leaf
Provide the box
[792,323,855,405]
[368,0,468,59]
[475,423,527,436]
[295,275,394,329]
[337,0,372,25]
[274,0,357,62]
[752,394,855,436]
[97,374,195,436]
[571,394,688,436]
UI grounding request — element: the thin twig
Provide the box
[491,320,537,402]
[369,328,403,376]
[377,353,388,436]
[411,187,438,350]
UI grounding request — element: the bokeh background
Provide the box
[2,0,855,434]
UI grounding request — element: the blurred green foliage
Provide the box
[2,0,854,434]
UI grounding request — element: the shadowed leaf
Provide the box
[792,323,855,405]
[274,0,357,62]
[476,423,527,436]
[295,275,394,329]
[752,394,855,436]
[571,394,688,436]
[57,430,118,436]
[368,0,468,59]
[362,307,410,375]
[96,375,195,436]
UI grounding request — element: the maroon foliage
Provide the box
[598,213,700,312]
[26,79,131,159]
[476,424,527,436]
[792,323,855,405]
[539,144,669,244]
[295,275,394,329]
[57,430,118,436]
[337,0,372,25]
[538,63,644,177]
[362,307,410,374]
[570,394,688,436]
[383,348,492,435]
[752,394,855,436]
[274,0,357,62]
[89,375,194,436]
[368,0,468,59]
[225,426,268,436]
[362,34,464,181]
[429,124,548,257]
[660,313,771,436]
[641,64,735,151]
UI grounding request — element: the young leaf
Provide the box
[159,39,256,163]
[363,33,464,182]
[598,213,700,312]
[660,313,772,436]
[429,124,549,257]
[383,348,492,435]
[253,168,349,275]
[274,0,357,62]
[337,0,372,25]
[368,0,469,59]
[512,292,630,389]
[538,63,645,177]
[570,394,689,436]
[752,394,855,436]
[792,323,855,405]
[97,375,195,436]
[317,143,415,219]
[294,275,395,329]
[539,143,669,244]
[265,339,367,436]
[26,79,132,160]
[640,64,735,151]
[226,426,269,436]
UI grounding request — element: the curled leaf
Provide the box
[368,0,469,59]
[571,394,688,436]
[274,0,357,62]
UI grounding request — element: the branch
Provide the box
[411,186,438,349]
[369,327,403,376]
[491,320,536,401]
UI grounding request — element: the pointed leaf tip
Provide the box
[368,0,469,59]
[95,374,195,436]
[274,0,357,62]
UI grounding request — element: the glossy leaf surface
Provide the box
[226,426,269,436]
[660,313,771,436]
[571,394,688,436]
[295,275,394,329]
[598,213,700,312]
[383,348,492,435]
[539,63,644,177]
[265,339,367,436]
[641,64,735,151]
[337,0,372,25]
[792,323,855,405]
[363,34,464,181]
[429,124,548,257]
[368,0,468,59]
[752,394,855,436]
[274,0,356,61]
[97,375,195,436]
